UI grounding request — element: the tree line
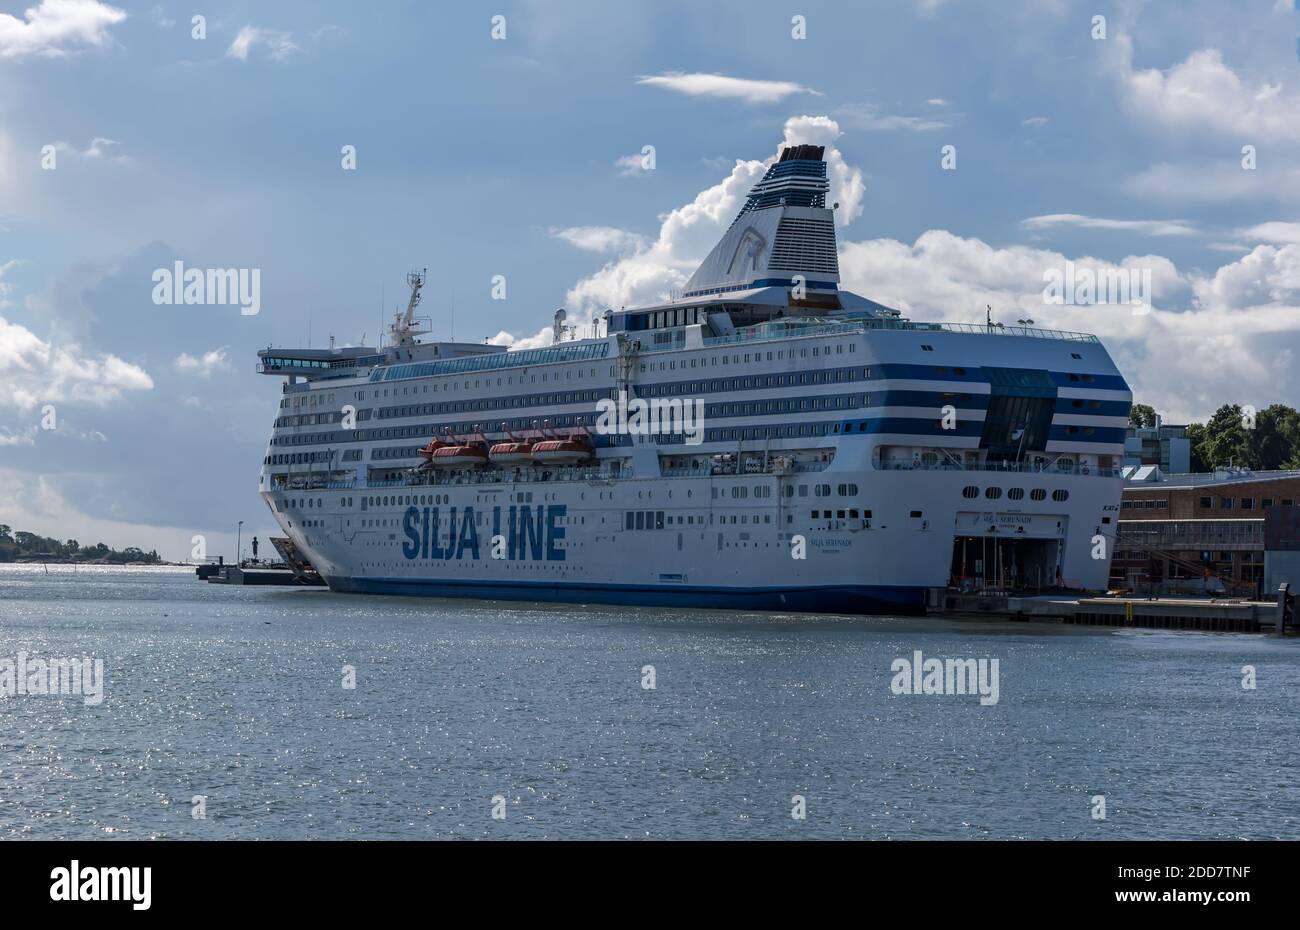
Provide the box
[1130,403,1300,473]
[0,526,162,564]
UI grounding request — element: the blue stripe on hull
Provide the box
[325,575,927,615]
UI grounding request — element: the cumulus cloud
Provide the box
[173,347,231,377]
[636,72,817,104]
[0,0,126,59]
[1110,39,1300,143]
[1021,213,1198,237]
[0,315,153,411]
[226,25,301,62]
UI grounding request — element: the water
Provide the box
[1,564,1296,839]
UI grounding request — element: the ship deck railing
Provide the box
[272,477,357,491]
[651,318,1100,353]
[879,461,1122,477]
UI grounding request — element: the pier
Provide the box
[196,537,325,587]
[940,590,1292,633]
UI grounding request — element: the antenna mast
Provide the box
[389,268,429,347]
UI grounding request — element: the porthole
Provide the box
[1052,489,1069,502]
[985,487,1002,500]
[962,485,979,499]
[1007,488,1025,500]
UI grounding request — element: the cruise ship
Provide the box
[256,144,1132,613]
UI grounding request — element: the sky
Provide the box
[1,0,1298,560]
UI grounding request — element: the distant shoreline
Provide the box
[0,560,191,568]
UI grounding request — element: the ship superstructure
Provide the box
[256,145,1131,613]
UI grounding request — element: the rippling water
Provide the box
[0,564,1296,839]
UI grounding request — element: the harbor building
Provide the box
[1113,467,1300,597]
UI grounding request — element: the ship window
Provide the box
[1007,488,1024,500]
[1030,489,1046,501]
[1052,490,1069,502]
[985,487,1002,500]
[962,486,978,498]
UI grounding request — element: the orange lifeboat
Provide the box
[489,439,535,465]
[531,434,593,465]
[417,438,448,459]
[430,443,488,468]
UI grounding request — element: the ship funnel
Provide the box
[680,145,838,299]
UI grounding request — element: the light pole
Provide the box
[236,521,244,565]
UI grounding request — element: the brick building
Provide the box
[1113,468,1300,597]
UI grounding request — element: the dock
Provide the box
[196,537,325,587]
[941,591,1289,633]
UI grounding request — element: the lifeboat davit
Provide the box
[531,435,593,465]
[489,440,535,465]
[429,444,488,468]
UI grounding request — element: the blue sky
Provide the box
[2,0,1299,559]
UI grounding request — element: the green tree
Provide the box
[1242,404,1300,470]
[1128,403,1158,428]
[1195,404,1250,470]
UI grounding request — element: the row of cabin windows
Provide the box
[961,486,1069,502]
[623,510,777,529]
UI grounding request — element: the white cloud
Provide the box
[0,0,126,59]
[1111,39,1300,143]
[1021,116,1049,126]
[926,98,948,106]
[53,136,122,160]
[0,258,20,307]
[0,425,36,446]
[1021,213,1198,237]
[636,72,817,104]
[1237,222,1300,245]
[173,347,231,378]
[550,226,646,254]
[835,103,948,132]
[226,25,301,62]
[0,315,153,411]
[613,152,652,177]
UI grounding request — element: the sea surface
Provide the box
[0,564,1296,840]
